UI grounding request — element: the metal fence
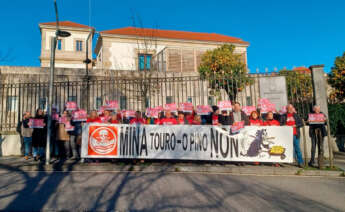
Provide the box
[0,71,313,132]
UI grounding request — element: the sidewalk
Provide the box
[0,156,344,177]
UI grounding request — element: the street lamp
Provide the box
[46,0,71,165]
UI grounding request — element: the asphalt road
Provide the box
[0,169,344,212]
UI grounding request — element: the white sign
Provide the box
[81,124,293,163]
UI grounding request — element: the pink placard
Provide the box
[58,116,68,124]
[105,100,119,111]
[231,121,245,134]
[145,108,160,118]
[308,113,326,124]
[52,113,59,121]
[242,106,257,116]
[164,103,178,112]
[65,102,78,111]
[179,102,194,113]
[258,99,276,113]
[218,101,232,111]
[121,110,136,118]
[72,109,88,122]
[29,119,45,129]
[65,121,75,131]
[196,105,212,115]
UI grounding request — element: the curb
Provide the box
[0,163,344,177]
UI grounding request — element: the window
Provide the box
[166,96,173,104]
[57,39,62,50]
[120,96,127,110]
[39,98,47,110]
[138,54,152,71]
[76,40,83,52]
[187,97,193,103]
[68,96,77,102]
[246,97,252,106]
[96,97,102,109]
[6,96,18,112]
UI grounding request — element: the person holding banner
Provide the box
[109,112,120,124]
[249,111,264,126]
[219,110,231,125]
[56,110,71,160]
[87,110,101,123]
[177,111,189,124]
[130,111,146,124]
[211,106,221,125]
[263,111,280,126]
[307,105,327,168]
[31,109,47,161]
[280,104,304,167]
[229,102,249,126]
[160,110,178,125]
[191,115,202,125]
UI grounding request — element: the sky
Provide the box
[0,0,344,73]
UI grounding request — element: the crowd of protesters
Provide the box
[19,102,327,168]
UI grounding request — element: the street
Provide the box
[0,168,344,211]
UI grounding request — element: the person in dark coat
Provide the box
[229,102,249,126]
[308,105,327,167]
[280,104,304,167]
[32,108,47,161]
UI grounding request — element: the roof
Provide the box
[100,27,249,45]
[293,66,311,74]
[40,21,93,29]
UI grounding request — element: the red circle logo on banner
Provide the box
[88,126,118,155]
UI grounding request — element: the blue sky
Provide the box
[0,0,344,72]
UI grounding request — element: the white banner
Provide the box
[81,124,293,163]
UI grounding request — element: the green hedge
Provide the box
[328,103,345,136]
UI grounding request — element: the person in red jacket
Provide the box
[160,110,178,125]
[211,106,221,126]
[249,111,263,126]
[191,115,202,125]
[177,111,189,124]
[109,112,120,124]
[86,110,101,123]
[264,111,280,126]
[130,111,146,125]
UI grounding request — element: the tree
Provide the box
[328,52,345,103]
[198,44,250,101]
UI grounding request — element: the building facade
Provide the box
[39,21,94,69]
[94,27,249,72]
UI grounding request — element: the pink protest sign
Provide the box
[196,105,212,115]
[105,100,119,111]
[258,98,276,113]
[122,110,136,118]
[146,108,160,118]
[65,102,77,111]
[242,106,257,116]
[231,121,245,134]
[72,109,87,122]
[179,102,194,113]
[58,116,68,124]
[29,119,45,129]
[308,113,326,124]
[218,101,232,111]
[164,103,178,112]
[65,121,75,132]
[154,106,163,112]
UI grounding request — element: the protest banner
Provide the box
[242,106,257,116]
[105,100,119,111]
[164,103,178,112]
[121,110,136,118]
[308,113,326,124]
[29,119,45,128]
[65,102,78,111]
[72,109,88,122]
[218,101,232,111]
[196,105,212,115]
[81,124,293,163]
[179,103,194,113]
